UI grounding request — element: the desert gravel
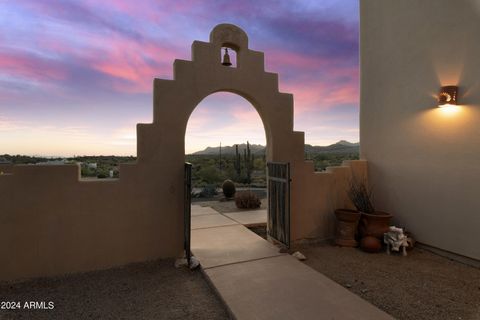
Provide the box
[300,244,480,320]
[203,199,480,320]
[0,259,230,320]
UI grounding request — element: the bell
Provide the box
[222,48,232,66]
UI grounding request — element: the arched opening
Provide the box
[185,91,269,240]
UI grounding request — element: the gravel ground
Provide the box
[0,259,230,320]
[193,200,480,319]
[299,244,480,320]
[219,216,479,320]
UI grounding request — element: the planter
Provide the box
[334,209,361,247]
[360,235,382,253]
[359,211,393,239]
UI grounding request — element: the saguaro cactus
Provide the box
[234,144,241,178]
[234,142,255,184]
[244,141,254,184]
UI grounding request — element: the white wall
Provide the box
[360,0,480,260]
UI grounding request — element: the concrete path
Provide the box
[190,205,393,320]
[224,209,267,226]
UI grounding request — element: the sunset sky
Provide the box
[0,0,359,156]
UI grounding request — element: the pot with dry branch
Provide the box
[348,179,392,252]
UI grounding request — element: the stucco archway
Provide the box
[134,23,344,252]
[139,24,303,163]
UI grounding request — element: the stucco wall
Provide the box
[0,163,184,281]
[360,0,480,260]
[0,24,366,282]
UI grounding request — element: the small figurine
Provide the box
[384,226,409,256]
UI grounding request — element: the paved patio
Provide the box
[190,205,393,320]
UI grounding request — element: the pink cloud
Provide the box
[87,37,184,93]
[0,51,68,82]
[260,48,359,113]
[84,0,187,22]
[282,77,358,113]
[231,105,262,122]
[267,50,332,71]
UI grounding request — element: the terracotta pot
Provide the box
[359,211,393,239]
[360,236,382,253]
[334,209,361,247]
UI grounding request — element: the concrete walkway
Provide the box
[191,205,393,320]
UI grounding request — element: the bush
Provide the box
[196,166,222,185]
[199,184,218,198]
[222,180,236,198]
[235,191,261,209]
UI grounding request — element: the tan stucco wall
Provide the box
[0,163,184,281]
[360,0,480,260]
[0,24,365,281]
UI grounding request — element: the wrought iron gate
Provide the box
[267,162,291,247]
[184,162,192,265]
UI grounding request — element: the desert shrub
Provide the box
[199,184,218,198]
[196,166,222,185]
[235,190,261,209]
[222,179,236,198]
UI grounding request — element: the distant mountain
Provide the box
[193,143,265,156]
[304,141,359,154]
[336,140,360,147]
[191,141,359,155]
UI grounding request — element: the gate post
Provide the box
[184,162,192,265]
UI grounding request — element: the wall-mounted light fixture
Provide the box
[438,85,458,107]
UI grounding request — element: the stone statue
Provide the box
[384,226,409,256]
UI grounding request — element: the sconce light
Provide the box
[438,86,458,107]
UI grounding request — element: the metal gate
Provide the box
[267,162,291,247]
[184,162,192,265]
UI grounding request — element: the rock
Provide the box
[175,256,200,269]
[292,251,306,261]
[174,258,187,268]
[189,256,200,270]
[345,283,352,288]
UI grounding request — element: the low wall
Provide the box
[0,160,366,282]
[291,159,367,243]
[0,163,183,282]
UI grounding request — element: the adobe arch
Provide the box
[134,23,361,246]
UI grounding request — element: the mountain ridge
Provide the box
[191,141,359,155]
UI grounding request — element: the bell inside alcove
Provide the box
[221,47,236,67]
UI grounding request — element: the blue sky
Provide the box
[0,0,359,155]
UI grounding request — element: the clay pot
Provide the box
[360,236,382,252]
[334,209,361,247]
[359,211,392,239]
